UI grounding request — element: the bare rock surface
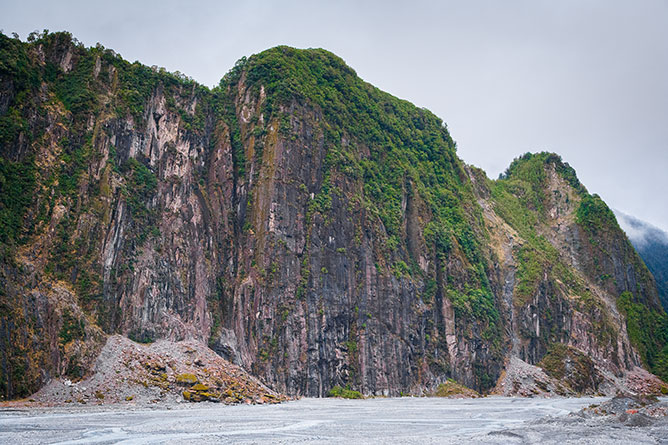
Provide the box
[494,356,666,398]
[493,356,572,397]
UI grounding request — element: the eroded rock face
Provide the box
[0,33,665,399]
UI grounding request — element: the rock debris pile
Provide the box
[28,335,287,406]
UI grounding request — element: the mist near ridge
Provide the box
[615,210,668,311]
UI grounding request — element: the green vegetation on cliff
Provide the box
[327,385,363,399]
[576,194,619,234]
[0,157,35,245]
[493,153,596,306]
[495,152,668,382]
[220,46,504,388]
[0,31,212,398]
[617,292,668,381]
[222,46,471,250]
[1,32,666,400]
[231,47,499,316]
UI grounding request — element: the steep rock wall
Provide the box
[1,33,665,399]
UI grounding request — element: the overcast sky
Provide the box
[3,0,667,232]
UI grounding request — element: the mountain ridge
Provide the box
[0,31,666,400]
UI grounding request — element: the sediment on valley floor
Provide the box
[3,335,287,407]
[477,394,668,443]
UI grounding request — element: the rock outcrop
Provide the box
[29,335,285,406]
[1,31,666,400]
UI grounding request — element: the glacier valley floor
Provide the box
[1,396,667,444]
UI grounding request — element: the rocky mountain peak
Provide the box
[1,32,666,401]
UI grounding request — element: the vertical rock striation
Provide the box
[0,32,666,400]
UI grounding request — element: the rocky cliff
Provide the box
[1,31,666,400]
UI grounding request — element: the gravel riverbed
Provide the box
[1,396,667,444]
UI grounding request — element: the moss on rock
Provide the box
[175,373,198,384]
[327,385,363,399]
[433,379,480,398]
[190,383,209,391]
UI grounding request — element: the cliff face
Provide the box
[1,32,666,400]
[479,155,666,386]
